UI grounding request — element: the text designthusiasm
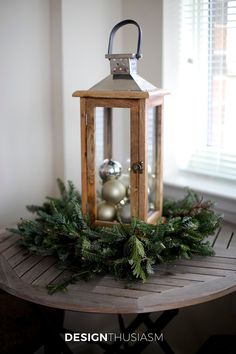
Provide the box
[65,332,164,342]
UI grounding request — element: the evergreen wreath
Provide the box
[10,179,222,294]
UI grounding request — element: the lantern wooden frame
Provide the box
[73,88,168,227]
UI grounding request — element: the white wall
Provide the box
[0,0,124,226]
[61,0,123,189]
[0,0,54,228]
[50,0,65,184]
[123,0,163,88]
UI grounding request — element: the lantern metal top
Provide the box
[90,19,157,92]
[105,19,141,77]
[73,19,169,99]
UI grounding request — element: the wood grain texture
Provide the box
[80,97,88,215]
[73,89,149,99]
[76,94,165,226]
[0,234,19,253]
[137,99,148,220]
[86,101,96,224]
[147,211,161,224]
[73,89,169,100]
[1,224,236,314]
[155,104,163,214]
[104,107,113,159]
[130,104,139,219]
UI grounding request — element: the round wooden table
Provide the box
[1,222,236,354]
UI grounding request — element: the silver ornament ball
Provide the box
[99,159,122,182]
[97,202,116,221]
[102,179,126,204]
[117,202,131,223]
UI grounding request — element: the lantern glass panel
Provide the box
[95,107,104,164]
[95,107,131,223]
[147,107,157,214]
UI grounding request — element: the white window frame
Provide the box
[163,0,236,223]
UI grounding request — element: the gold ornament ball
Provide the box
[97,202,116,221]
[102,179,126,204]
[117,202,131,223]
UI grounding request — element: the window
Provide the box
[180,0,236,179]
[163,0,236,195]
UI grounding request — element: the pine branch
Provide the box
[127,235,146,281]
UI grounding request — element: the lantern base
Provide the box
[92,210,162,228]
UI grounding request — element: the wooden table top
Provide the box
[0,223,236,314]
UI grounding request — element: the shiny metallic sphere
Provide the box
[99,159,122,182]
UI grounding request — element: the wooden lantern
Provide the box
[73,20,168,226]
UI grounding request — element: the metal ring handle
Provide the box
[107,19,142,59]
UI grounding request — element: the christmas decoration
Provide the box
[102,179,126,205]
[9,179,223,294]
[97,158,130,222]
[97,202,116,221]
[99,159,122,182]
[117,202,131,223]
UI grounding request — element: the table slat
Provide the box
[20,257,57,284]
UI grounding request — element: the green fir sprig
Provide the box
[9,179,223,293]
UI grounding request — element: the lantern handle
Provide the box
[107,19,142,59]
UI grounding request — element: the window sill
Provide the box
[164,171,236,223]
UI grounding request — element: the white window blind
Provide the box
[179,0,236,180]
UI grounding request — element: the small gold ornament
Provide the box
[97,202,116,221]
[102,179,126,204]
[117,202,131,223]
